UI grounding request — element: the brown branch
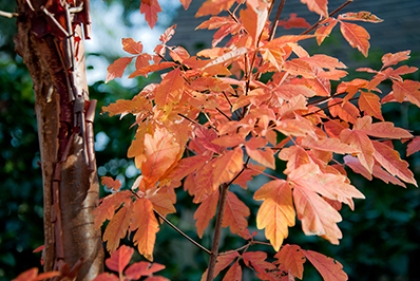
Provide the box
[269,0,286,40]
[215,107,232,121]
[0,10,18,18]
[302,96,359,117]
[206,183,229,281]
[300,0,353,35]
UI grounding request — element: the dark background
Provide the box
[1,0,419,280]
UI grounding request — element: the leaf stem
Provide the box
[153,210,212,255]
[206,183,230,281]
[300,0,353,35]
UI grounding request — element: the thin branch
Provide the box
[300,0,353,35]
[0,10,18,18]
[154,210,212,255]
[206,183,230,281]
[178,113,199,126]
[269,0,286,41]
[215,107,232,121]
[307,91,348,106]
[130,190,211,255]
[303,96,359,117]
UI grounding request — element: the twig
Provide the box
[301,0,353,35]
[206,183,230,281]
[154,210,212,255]
[302,96,359,117]
[215,107,232,121]
[130,190,211,255]
[178,113,199,125]
[0,10,18,18]
[269,0,286,41]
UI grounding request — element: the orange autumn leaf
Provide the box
[195,0,236,17]
[340,129,375,173]
[382,50,411,69]
[301,0,328,17]
[122,38,143,55]
[372,140,417,186]
[239,0,268,47]
[339,21,370,57]
[338,11,383,23]
[300,135,360,154]
[179,0,192,10]
[407,136,420,156]
[254,180,295,251]
[103,205,132,253]
[140,0,162,28]
[278,13,311,29]
[358,91,384,121]
[105,245,134,275]
[212,147,244,189]
[106,57,133,83]
[392,80,420,106]
[131,198,159,261]
[12,268,60,281]
[125,262,166,280]
[355,117,413,139]
[194,189,219,238]
[293,186,343,244]
[222,191,251,239]
[222,261,242,281]
[328,98,360,124]
[154,68,185,109]
[275,244,306,279]
[92,273,119,281]
[101,176,122,192]
[303,250,348,281]
[315,18,338,45]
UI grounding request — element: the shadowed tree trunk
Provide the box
[14,0,104,279]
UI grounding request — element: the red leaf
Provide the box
[222,261,242,281]
[106,57,133,83]
[179,0,192,10]
[382,50,411,68]
[278,13,311,29]
[254,180,295,251]
[201,251,240,281]
[125,261,165,279]
[101,176,122,192]
[105,245,134,274]
[407,136,420,156]
[222,191,251,239]
[340,21,370,57]
[275,244,306,279]
[194,189,219,238]
[301,0,328,17]
[122,38,143,54]
[303,250,348,281]
[92,273,119,281]
[140,0,162,28]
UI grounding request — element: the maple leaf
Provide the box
[328,98,360,124]
[140,0,162,28]
[293,186,342,244]
[245,138,275,169]
[195,189,219,238]
[106,57,133,83]
[196,0,236,17]
[407,136,420,156]
[239,0,268,47]
[354,116,413,139]
[103,204,132,253]
[382,50,411,69]
[340,21,370,57]
[289,163,365,209]
[338,11,383,23]
[212,147,244,189]
[278,13,311,29]
[300,135,360,154]
[392,80,420,106]
[92,273,119,281]
[122,38,143,55]
[125,261,165,280]
[274,244,306,279]
[242,251,278,280]
[101,176,122,192]
[200,250,239,281]
[254,180,295,251]
[93,191,133,229]
[222,261,242,281]
[301,0,328,17]
[315,18,337,45]
[303,250,348,281]
[12,268,60,281]
[131,198,160,261]
[372,140,417,186]
[340,129,374,173]
[154,68,185,110]
[358,91,384,121]
[105,245,133,275]
[222,191,251,239]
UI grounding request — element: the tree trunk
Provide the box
[15,0,104,280]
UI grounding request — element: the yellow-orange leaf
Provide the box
[140,0,162,29]
[254,180,295,251]
[240,0,268,47]
[328,98,360,124]
[359,91,384,121]
[303,250,348,281]
[213,147,244,188]
[301,0,328,17]
[194,189,219,238]
[131,199,159,261]
[140,127,182,190]
[293,186,342,244]
[372,141,417,186]
[103,205,131,253]
[222,191,251,239]
[340,21,370,57]
[275,244,305,279]
[245,145,275,169]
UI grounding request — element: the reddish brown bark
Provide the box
[15,0,104,280]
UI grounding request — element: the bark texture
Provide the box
[15,0,103,279]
